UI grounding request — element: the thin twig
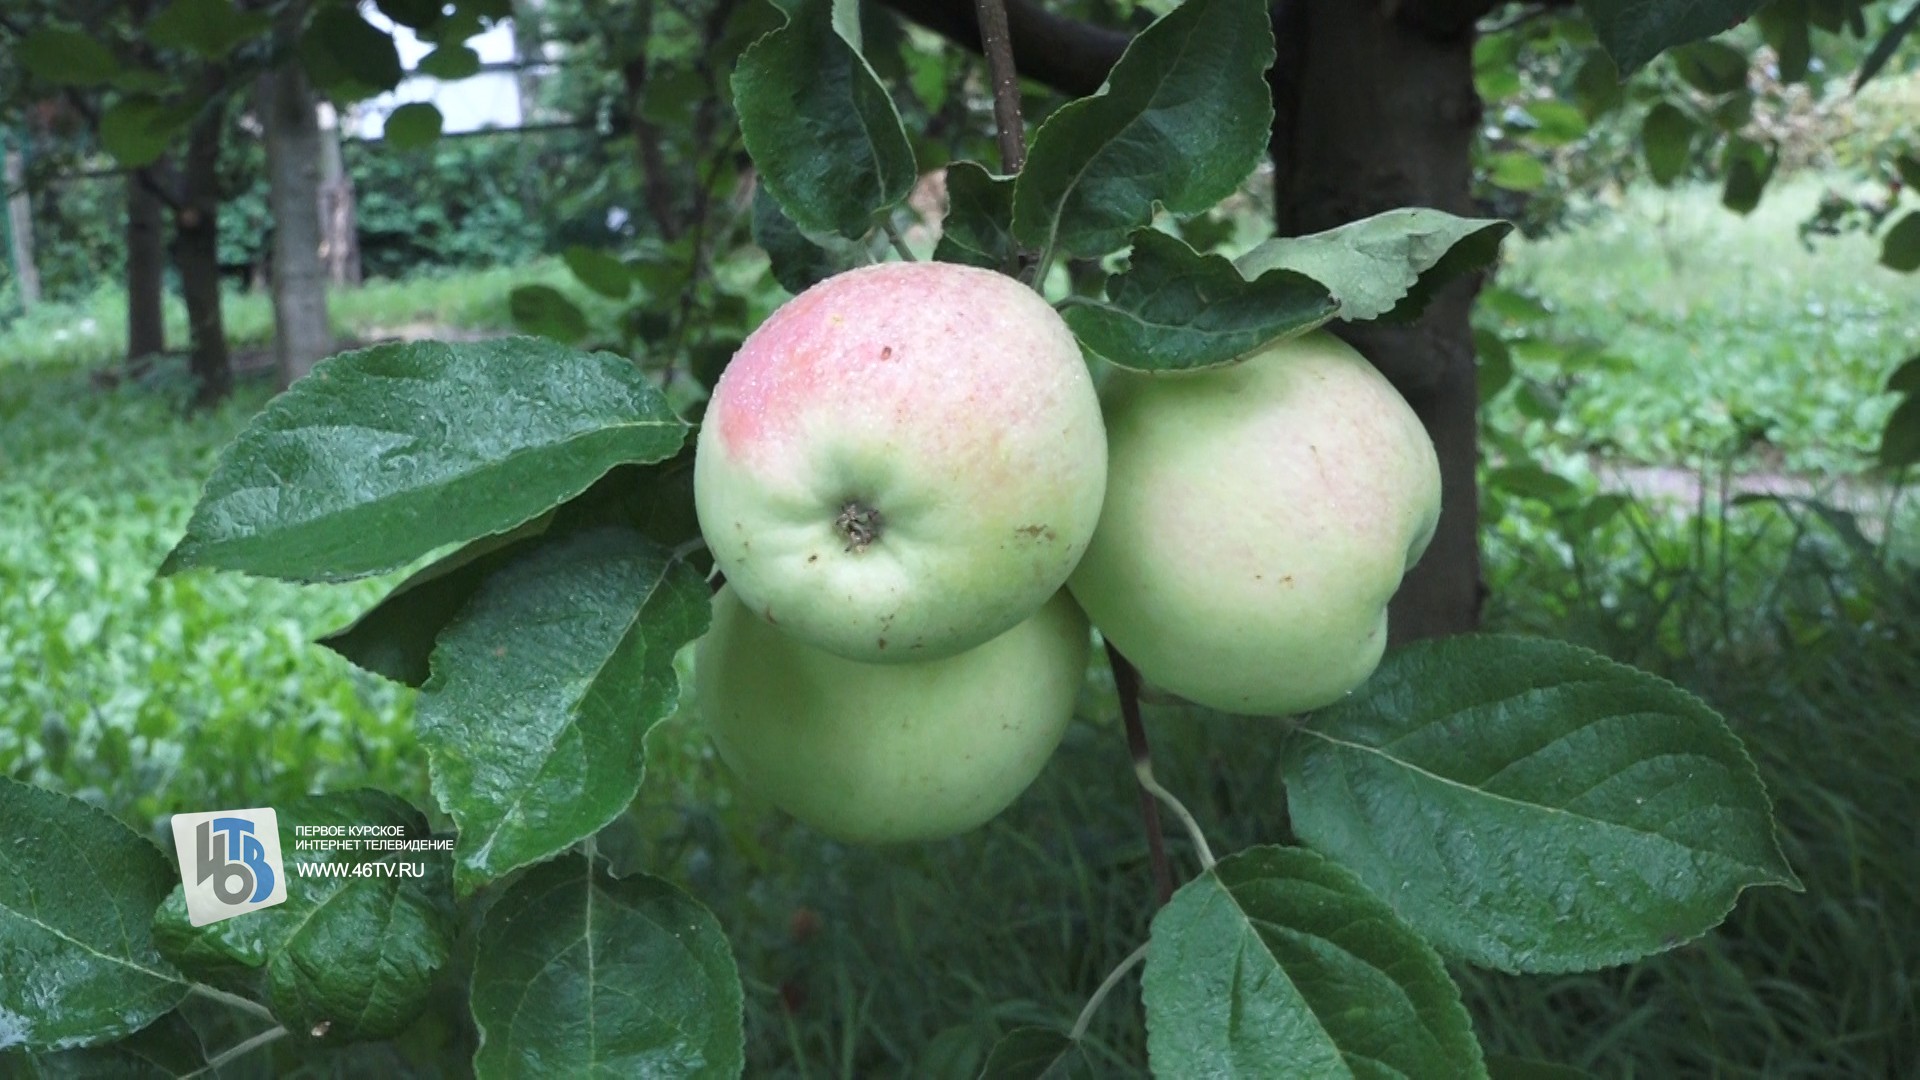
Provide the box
[188,982,277,1024]
[1106,641,1174,906]
[1069,942,1148,1040]
[882,220,916,261]
[186,1026,288,1078]
[972,0,1028,174]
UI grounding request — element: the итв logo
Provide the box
[170,808,288,926]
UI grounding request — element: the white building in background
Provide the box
[352,14,526,139]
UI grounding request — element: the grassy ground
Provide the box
[1492,178,1920,474]
[2,183,1916,1075]
[0,261,562,372]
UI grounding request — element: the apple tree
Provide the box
[2,0,1816,1075]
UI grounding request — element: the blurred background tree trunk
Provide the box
[126,169,167,367]
[317,103,360,287]
[259,58,333,388]
[175,107,231,407]
[5,138,40,309]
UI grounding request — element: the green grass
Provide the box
[0,260,568,372]
[0,369,421,836]
[1492,177,1920,473]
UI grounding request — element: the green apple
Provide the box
[1069,331,1441,716]
[694,262,1106,664]
[698,584,1088,844]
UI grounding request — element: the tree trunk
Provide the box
[317,103,360,286]
[259,62,333,387]
[4,141,40,308]
[175,107,231,408]
[1269,0,1487,640]
[126,169,167,366]
[511,0,546,122]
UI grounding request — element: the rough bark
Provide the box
[175,107,232,408]
[1269,0,1489,640]
[4,143,40,308]
[259,61,333,388]
[126,169,167,365]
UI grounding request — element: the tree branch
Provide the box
[877,0,1129,98]
[972,0,1027,173]
[1106,640,1174,907]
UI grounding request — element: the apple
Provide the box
[694,261,1107,663]
[697,584,1089,844]
[1069,331,1441,716]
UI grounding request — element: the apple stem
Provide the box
[971,0,1027,175]
[1135,762,1217,872]
[1069,941,1149,1041]
[1106,640,1175,906]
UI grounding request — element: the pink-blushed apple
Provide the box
[694,262,1106,663]
[697,584,1089,844]
[1069,331,1441,716]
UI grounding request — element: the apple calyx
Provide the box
[835,501,883,553]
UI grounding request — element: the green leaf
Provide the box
[750,187,852,295]
[1237,208,1512,324]
[300,6,403,101]
[0,780,185,1052]
[9,1012,207,1077]
[1011,0,1273,261]
[1895,155,1920,193]
[318,516,554,686]
[1521,100,1589,146]
[1488,152,1549,192]
[160,337,688,582]
[977,1027,1097,1079]
[1720,136,1776,214]
[1756,0,1810,83]
[1886,354,1920,395]
[733,0,916,239]
[1571,50,1624,119]
[1141,846,1485,1078]
[1641,102,1694,186]
[381,101,443,150]
[19,29,119,86]
[1854,1,1920,91]
[470,857,743,1078]
[416,43,482,79]
[1581,0,1767,73]
[1284,634,1802,973]
[562,246,634,300]
[319,456,704,686]
[1672,40,1750,94]
[509,284,590,343]
[1061,229,1336,372]
[99,98,192,168]
[1880,210,1920,273]
[378,0,446,30]
[148,0,270,59]
[152,791,453,1043]
[1879,394,1920,469]
[934,161,1018,272]
[1488,464,1581,504]
[417,526,709,893]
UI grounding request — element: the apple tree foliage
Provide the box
[1,0,1833,1075]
